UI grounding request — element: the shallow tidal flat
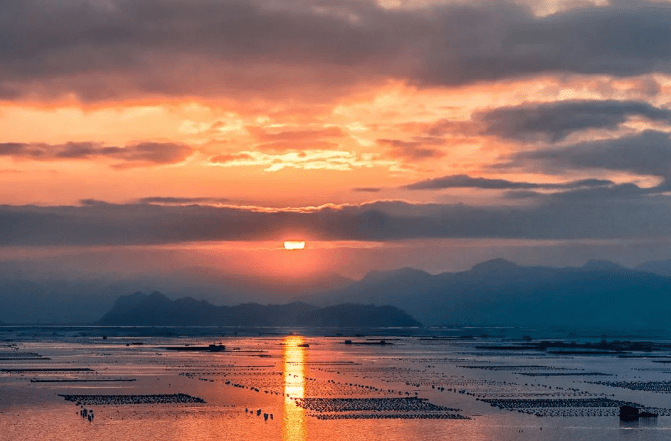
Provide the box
[2,330,671,440]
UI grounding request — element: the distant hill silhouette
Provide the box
[98,292,422,327]
[636,259,671,277]
[0,262,353,324]
[313,259,671,329]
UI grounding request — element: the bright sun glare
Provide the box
[284,241,306,250]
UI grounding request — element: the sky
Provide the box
[3,0,671,279]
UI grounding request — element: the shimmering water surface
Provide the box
[2,328,671,440]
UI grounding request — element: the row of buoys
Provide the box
[223,380,284,396]
[216,374,393,398]
[60,393,205,406]
[295,397,455,413]
[458,364,570,372]
[313,413,469,420]
[478,397,661,417]
[482,397,627,409]
[589,380,671,393]
[244,408,273,420]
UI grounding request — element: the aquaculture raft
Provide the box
[58,393,206,405]
[295,397,469,420]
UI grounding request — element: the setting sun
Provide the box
[284,241,306,250]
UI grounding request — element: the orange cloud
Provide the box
[208,150,398,172]
[377,138,445,160]
[246,126,346,142]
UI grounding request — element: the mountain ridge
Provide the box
[4,257,671,328]
[98,292,422,328]
[312,258,671,329]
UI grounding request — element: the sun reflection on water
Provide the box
[282,335,307,441]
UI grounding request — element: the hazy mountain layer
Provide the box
[5,257,671,329]
[313,259,671,329]
[637,259,671,277]
[0,262,352,324]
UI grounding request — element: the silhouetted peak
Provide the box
[470,258,519,273]
[582,259,624,271]
[112,291,172,311]
[147,291,170,300]
[280,301,314,308]
[361,267,431,283]
[174,296,206,306]
[113,291,148,306]
[127,291,148,300]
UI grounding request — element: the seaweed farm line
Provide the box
[2,330,671,440]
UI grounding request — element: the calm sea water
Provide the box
[1,328,670,440]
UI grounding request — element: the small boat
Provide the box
[620,405,657,421]
[207,344,226,352]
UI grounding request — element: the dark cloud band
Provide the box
[404,174,613,190]
[508,130,671,179]
[0,141,193,166]
[136,197,230,205]
[3,1,671,101]
[474,100,671,142]
[0,195,669,246]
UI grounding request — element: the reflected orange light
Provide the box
[283,335,307,441]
